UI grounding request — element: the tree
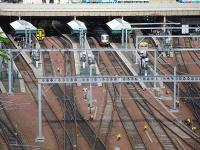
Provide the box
[0,32,10,61]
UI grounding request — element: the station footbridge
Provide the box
[0,3,200,17]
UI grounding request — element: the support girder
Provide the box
[38,75,200,84]
[4,48,200,52]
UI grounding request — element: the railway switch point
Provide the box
[116,134,122,141]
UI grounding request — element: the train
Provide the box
[36,28,45,41]
[82,0,149,3]
[178,0,200,2]
[93,27,110,46]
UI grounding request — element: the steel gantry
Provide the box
[36,74,200,141]
[5,47,200,94]
[135,35,200,88]
[5,47,200,142]
[4,47,200,52]
[38,75,200,84]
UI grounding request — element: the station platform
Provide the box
[85,39,101,75]
[13,62,26,93]
[4,35,28,93]
[111,37,164,89]
[8,34,43,79]
[62,34,80,76]
[110,42,146,90]
[63,34,102,86]
[85,39,102,86]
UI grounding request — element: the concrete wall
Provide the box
[23,0,43,3]
[150,0,176,3]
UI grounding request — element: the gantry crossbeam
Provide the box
[4,48,200,52]
[38,75,200,84]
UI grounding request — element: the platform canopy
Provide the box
[10,19,37,35]
[67,19,87,34]
[106,18,132,34]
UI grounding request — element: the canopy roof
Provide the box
[106,18,132,34]
[10,20,37,34]
[67,20,87,33]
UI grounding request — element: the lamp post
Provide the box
[36,82,45,142]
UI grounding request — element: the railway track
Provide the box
[0,43,26,150]
[15,53,75,150]
[43,34,106,150]
[114,42,200,148]
[6,35,75,150]
[106,49,179,149]
[90,38,147,149]
[173,38,200,124]
[88,37,114,145]
[41,38,78,149]
[0,108,25,150]
[153,37,200,118]
[149,36,200,125]
[101,37,200,149]
[147,37,200,144]
[99,53,147,150]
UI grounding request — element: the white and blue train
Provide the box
[178,0,200,3]
[82,0,149,3]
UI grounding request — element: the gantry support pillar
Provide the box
[36,83,45,142]
[8,50,13,95]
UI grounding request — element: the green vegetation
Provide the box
[0,143,4,150]
[0,32,10,61]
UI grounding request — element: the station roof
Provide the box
[0,27,7,39]
[106,18,132,34]
[10,20,37,34]
[181,18,200,25]
[67,20,87,34]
